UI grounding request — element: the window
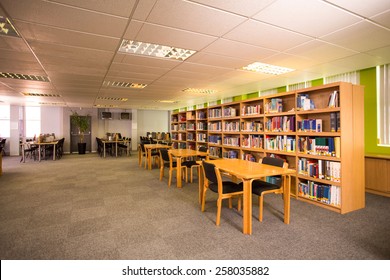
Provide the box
[0,105,10,137]
[377,64,390,146]
[25,106,41,138]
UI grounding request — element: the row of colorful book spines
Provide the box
[298,182,341,206]
[241,105,261,115]
[298,160,341,183]
[297,119,322,132]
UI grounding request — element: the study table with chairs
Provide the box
[20,137,64,162]
[96,136,131,158]
[139,145,295,235]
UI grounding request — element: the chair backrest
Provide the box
[260,156,287,168]
[259,157,288,186]
[202,161,218,184]
[198,146,208,153]
[140,143,146,153]
[160,148,170,162]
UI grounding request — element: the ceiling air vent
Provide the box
[103,81,147,89]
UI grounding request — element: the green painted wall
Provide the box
[361,67,390,155]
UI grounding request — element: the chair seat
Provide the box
[163,161,178,168]
[209,181,243,194]
[182,160,197,167]
[251,180,281,195]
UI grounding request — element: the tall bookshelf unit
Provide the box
[170,82,364,214]
[195,107,208,151]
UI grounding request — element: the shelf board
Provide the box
[297,174,341,186]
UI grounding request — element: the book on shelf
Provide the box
[330,112,341,132]
[298,158,341,182]
[328,90,339,108]
[241,104,261,116]
[265,98,283,113]
[297,94,315,111]
[297,119,322,132]
[297,136,340,157]
[298,181,341,206]
[265,115,295,132]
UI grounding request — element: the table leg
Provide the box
[198,165,204,204]
[103,143,106,158]
[115,142,118,157]
[53,144,56,160]
[138,146,142,166]
[177,156,182,188]
[242,179,253,235]
[38,145,42,162]
[148,148,152,170]
[283,175,291,224]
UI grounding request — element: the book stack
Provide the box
[223,121,240,132]
[223,107,237,117]
[241,120,263,132]
[265,135,295,152]
[330,112,341,132]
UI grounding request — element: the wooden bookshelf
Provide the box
[170,82,365,214]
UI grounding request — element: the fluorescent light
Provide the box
[103,80,147,89]
[119,40,196,61]
[0,72,50,82]
[156,100,178,103]
[97,97,128,102]
[94,104,119,108]
[242,62,294,75]
[0,16,19,37]
[22,93,61,97]
[183,88,217,94]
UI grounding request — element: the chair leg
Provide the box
[201,189,207,212]
[159,165,164,181]
[216,198,222,226]
[168,169,172,187]
[228,197,232,208]
[237,196,242,211]
[259,195,264,222]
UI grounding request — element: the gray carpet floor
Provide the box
[0,153,389,260]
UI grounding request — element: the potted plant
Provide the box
[71,112,90,154]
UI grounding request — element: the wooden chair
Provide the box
[252,157,288,222]
[159,148,186,187]
[139,143,159,168]
[182,146,208,183]
[201,161,243,226]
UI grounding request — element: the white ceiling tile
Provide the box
[45,0,137,17]
[286,39,358,65]
[14,21,120,51]
[371,10,390,29]
[121,55,181,69]
[134,22,217,51]
[132,0,158,20]
[109,62,171,76]
[188,0,276,17]
[224,19,312,51]
[186,52,251,69]
[1,0,128,37]
[253,0,361,37]
[321,20,390,52]
[202,38,277,60]
[366,46,390,62]
[146,0,247,37]
[324,0,390,18]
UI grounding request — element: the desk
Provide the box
[101,139,130,157]
[205,159,294,235]
[169,149,209,188]
[21,141,58,162]
[143,144,168,170]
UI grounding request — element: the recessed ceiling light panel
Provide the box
[22,93,61,97]
[119,40,196,61]
[242,62,294,75]
[103,80,147,89]
[0,72,50,82]
[183,88,217,94]
[156,100,178,104]
[0,16,20,37]
[97,96,128,102]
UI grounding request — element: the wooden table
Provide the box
[101,139,130,157]
[21,141,59,162]
[169,149,209,188]
[205,158,295,235]
[143,144,168,170]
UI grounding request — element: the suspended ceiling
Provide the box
[0,0,389,110]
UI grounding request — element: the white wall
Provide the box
[137,110,170,142]
[41,107,63,138]
[5,107,169,155]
